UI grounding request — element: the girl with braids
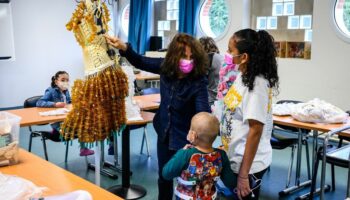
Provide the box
[36,71,94,156]
[221,29,279,200]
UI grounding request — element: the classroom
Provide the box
[0,0,349,200]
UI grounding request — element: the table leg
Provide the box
[279,129,311,196]
[347,152,350,198]
[95,141,101,186]
[108,126,147,200]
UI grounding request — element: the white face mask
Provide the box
[57,81,69,90]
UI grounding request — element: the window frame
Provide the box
[331,0,350,43]
[120,4,130,38]
[197,0,231,41]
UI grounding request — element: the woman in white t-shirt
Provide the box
[221,29,279,199]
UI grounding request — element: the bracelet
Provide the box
[238,175,249,179]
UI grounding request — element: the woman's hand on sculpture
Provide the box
[104,35,127,51]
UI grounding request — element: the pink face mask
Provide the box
[224,52,240,70]
[179,59,194,74]
[224,52,233,65]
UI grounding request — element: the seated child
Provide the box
[36,71,94,156]
[162,112,237,200]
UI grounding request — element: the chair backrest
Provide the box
[274,100,310,133]
[24,96,43,108]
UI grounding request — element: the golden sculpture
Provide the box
[61,0,128,143]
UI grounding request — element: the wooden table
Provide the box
[6,97,160,127]
[273,115,350,134]
[135,71,160,81]
[273,115,350,198]
[7,107,67,127]
[0,149,122,199]
[5,105,155,200]
[133,94,160,111]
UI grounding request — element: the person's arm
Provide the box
[119,43,163,74]
[162,149,189,180]
[219,150,237,190]
[194,77,211,113]
[237,120,264,198]
[36,89,56,107]
[236,78,269,199]
[105,35,163,74]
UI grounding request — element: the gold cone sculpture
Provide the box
[61,0,128,143]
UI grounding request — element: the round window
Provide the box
[121,4,130,36]
[199,0,229,39]
[332,0,350,42]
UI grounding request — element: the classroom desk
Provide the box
[133,94,161,111]
[7,107,67,127]
[273,115,350,198]
[6,96,160,127]
[135,71,160,81]
[0,149,122,200]
[5,106,155,200]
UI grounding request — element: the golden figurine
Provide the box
[61,0,128,143]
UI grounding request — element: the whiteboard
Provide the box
[0,3,15,60]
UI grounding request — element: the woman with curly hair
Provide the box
[221,28,279,200]
[105,33,210,200]
[199,36,223,106]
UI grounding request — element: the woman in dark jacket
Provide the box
[106,33,210,200]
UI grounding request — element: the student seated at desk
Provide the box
[36,71,94,156]
[162,112,237,200]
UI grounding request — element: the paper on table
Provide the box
[39,108,69,116]
[127,116,144,121]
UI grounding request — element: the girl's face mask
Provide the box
[57,81,69,91]
[225,52,241,70]
[179,59,194,74]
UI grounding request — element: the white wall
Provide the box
[0,0,84,108]
[215,0,350,110]
[1,0,349,110]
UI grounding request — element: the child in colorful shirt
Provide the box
[162,112,236,200]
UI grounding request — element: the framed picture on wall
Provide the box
[288,16,300,29]
[256,17,267,30]
[300,15,312,29]
[267,17,278,29]
[283,2,295,15]
[272,3,283,16]
[286,42,305,58]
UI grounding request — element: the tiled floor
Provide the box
[19,124,349,200]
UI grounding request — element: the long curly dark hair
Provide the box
[161,33,208,79]
[199,36,220,54]
[233,29,279,92]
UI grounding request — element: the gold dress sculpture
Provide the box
[61,0,128,143]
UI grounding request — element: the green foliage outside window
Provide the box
[209,0,228,37]
[344,0,350,32]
